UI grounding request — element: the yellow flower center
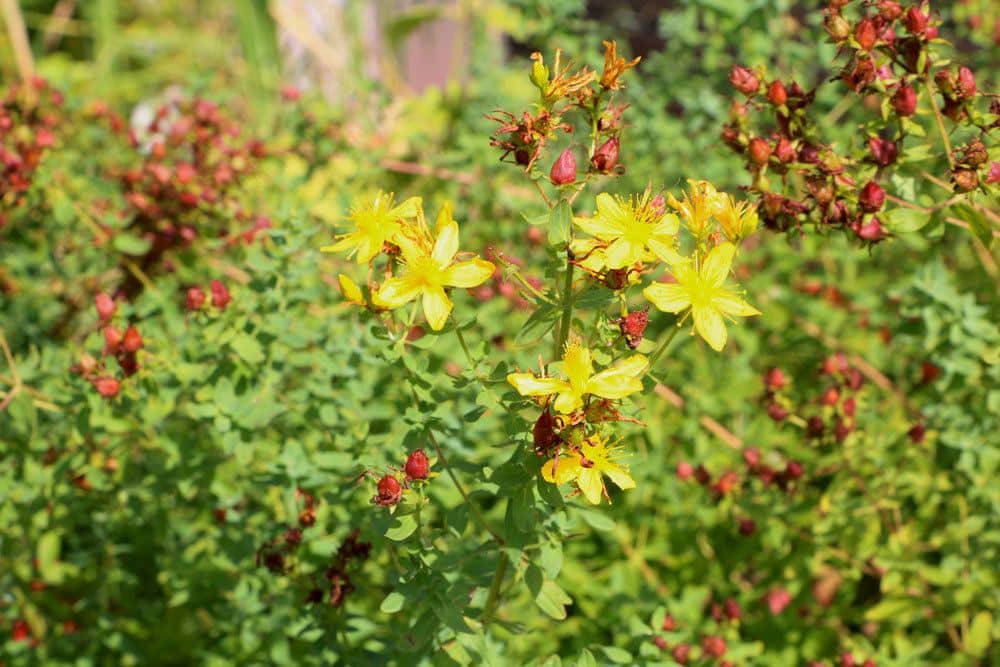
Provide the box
[408,255,445,288]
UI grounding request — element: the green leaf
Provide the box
[37,531,63,584]
[579,508,615,532]
[112,233,153,256]
[231,334,265,364]
[599,646,633,664]
[966,611,993,657]
[380,591,406,614]
[884,207,929,233]
[385,514,418,541]
[576,649,598,667]
[534,578,572,620]
[549,199,573,247]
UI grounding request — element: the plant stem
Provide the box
[647,323,681,370]
[481,551,509,625]
[425,430,504,545]
[553,253,575,358]
[454,326,474,367]
[533,179,554,209]
[923,80,954,170]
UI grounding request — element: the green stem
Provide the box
[923,80,955,171]
[482,551,509,625]
[553,253,575,358]
[647,323,682,370]
[455,326,474,367]
[426,430,504,545]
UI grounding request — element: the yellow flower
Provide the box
[573,192,681,270]
[372,215,494,331]
[541,436,635,504]
[338,274,364,303]
[507,339,647,414]
[643,242,760,352]
[321,192,422,264]
[599,40,641,91]
[716,194,759,242]
[667,180,725,240]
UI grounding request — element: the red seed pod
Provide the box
[693,464,711,486]
[662,614,677,631]
[590,136,620,172]
[676,461,694,481]
[807,415,825,438]
[373,475,403,506]
[878,1,903,20]
[210,280,231,309]
[652,636,668,651]
[533,410,562,456]
[95,292,116,322]
[713,470,740,496]
[952,169,979,193]
[862,660,876,667]
[841,653,857,667]
[103,326,123,353]
[729,65,760,95]
[956,67,976,98]
[868,137,898,166]
[859,181,886,213]
[748,137,772,166]
[404,448,430,480]
[93,376,121,398]
[986,162,999,184]
[767,402,789,422]
[284,527,303,546]
[774,137,796,163]
[738,517,757,535]
[892,85,917,116]
[122,326,143,353]
[702,636,727,659]
[855,19,878,50]
[843,396,857,418]
[784,460,804,480]
[298,507,317,527]
[903,7,928,35]
[724,597,742,620]
[764,367,788,389]
[619,309,649,349]
[908,423,926,443]
[743,447,761,470]
[767,80,788,106]
[549,148,577,186]
[766,588,792,614]
[12,619,30,642]
[186,286,206,311]
[671,643,691,665]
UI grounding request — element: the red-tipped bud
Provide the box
[823,352,849,375]
[210,280,231,309]
[652,636,668,651]
[122,326,143,353]
[784,460,804,480]
[903,7,928,35]
[986,162,1000,185]
[748,137,772,166]
[729,66,759,95]
[868,137,898,166]
[854,217,887,241]
[767,81,788,106]
[702,636,727,659]
[892,85,917,116]
[764,367,788,389]
[186,286,206,311]
[95,293,116,322]
[103,326,123,353]
[93,376,121,398]
[676,461,694,480]
[724,597,742,620]
[859,181,885,212]
[373,475,403,506]
[662,614,677,631]
[404,448,430,480]
[855,19,878,50]
[878,1,903,20]
[549,148,577,186]
[590,137,620,173]
[841,653,857,667]
[956,67,976,98]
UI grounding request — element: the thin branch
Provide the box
[1,0,35,82]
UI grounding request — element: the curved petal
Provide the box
[541,455,582,485]
[507,373,568,397]
[647,235,681,265]
[654,213,681,236]
[576,468,604,504]
[390,195,422,219]
[693,305,727,352]
[569,238,608,272]
[444,258,495,288]
[586,371,643,399]
[374,277,420,309]
[713,290,761,317]
[603,237,637,269]
[643,282,690,313]
[354,236,380,264]
[601,462,636,491]
[562,344,593,394]
[701,242,737,287]
[320,234,357,255]
[594,192,626,222]
[422,287,453,331]
[338,274,363,302]
[552,389,584,414]
[574,214,623,240]
[432,220,460,266]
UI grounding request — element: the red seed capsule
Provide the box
[186,286,206,311]
[95,292,116,322]
[748,137,772,165]
[676,461,694,481]
[728,65,759,95]
[671,643,691,665]
[764,367,788,389]
[903,7,928,35]
[373,475,403,506]
[103,326,123,353]
[855,19,878,50]
[122,326,143,353]
[404,448,430,480]
[210,280,231,309]
[93,376,121,398]
[868,137,898,166]
[590,136,620,172]
[549,148,577,186]
[702,636,727,658]
[767,80,788,106]
[892,85,917,116]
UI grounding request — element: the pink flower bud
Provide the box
[728,65,759,95]
[590,136,620,172]
[186,287,206,311]
[858,181,885,212]
[549,148,577,186]
[868,137,898,166]
[767,81,788,106]
[892,85,917,116]
[855,19,878,50]
[904,7,928,35]
[94,293,116,322]
[956,66,976,98]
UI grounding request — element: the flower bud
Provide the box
[122,326,143,353]
[748,137,772,166]
[103,326,123,353]
[855,19,878,50]
[728,65,759,95]
[907,423,926,443]
[951,169,979,193]
[676,461,694,480]
[766,588,792,614]
[590,136,620,172]
[858,181,886,212]
[903,7,928,35]
[186,286,206,311]
[743,447,761,469]
[404,448,430,480]
[807,415,825,437]
[958,139,988,167]
[738,518,756,535]
[652,636,668,651]
[95,292,116,322]
[934,69,955,96]
[767,403,789,422]
[841,653,857,667]
[868,137,898,166]
[892,85,917,116]
[878,1,903,20]
[671,643,691,665]
[956,66,976,98]
[93,376,120,398]
[824,12,851,41]
[702,636,727,659]
[774,137,796,163]
[694,464,711,485]
[210,280,231,309]
[986,162,1000,185]
[373,474,403,506]
[767,80,788,106]
[619,309,649,349]
[724,597,742,620]
[549,148,577,186]
[764,367,788,389]
[854,217,887,241]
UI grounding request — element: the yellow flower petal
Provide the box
[507,373,569,397]
[713,290,761,317]
[562,342,594,394]
[601,461,636,491]
[586,354,647,399]
[374,277,420,309]
[390,196,422,220]
[320,236,355,254]
[422,287,453,331]
[647,235,681,265]
[701,242,737,287]
[338,274,363,302]
[577,468,604,504]
[553,390,584,414]
[643,282,691,313]
[541,455,581,485]
[433,201,452,234]
[574,214,622,240]
[603,237,637,269]
[693,304,727,351]
[432,220,460,267]
[443,259,495,288]
[595,192,626,222]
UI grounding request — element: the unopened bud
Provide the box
[767,81,788,106]
[824,12,851,42]
[892,85,917,116]
[775,137,796,163]
[868,137,898,166]
[728,65,759,96]
[951,169,979,193]
[590,136,620,173]
[858,181,885,212]
[549,148,577,186]
[748,137,772,166]
[956,66,976,98]
[186,286,206,311]
[122,326,143,353]
[855,19,878,50]
[93,376,120,398]
[95,293,116,322]
[210,280,231,309]
[404,448,430,480]
[903,7,928,35]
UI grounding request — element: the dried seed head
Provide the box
[404,448,430,480]
[728,65,759,96]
